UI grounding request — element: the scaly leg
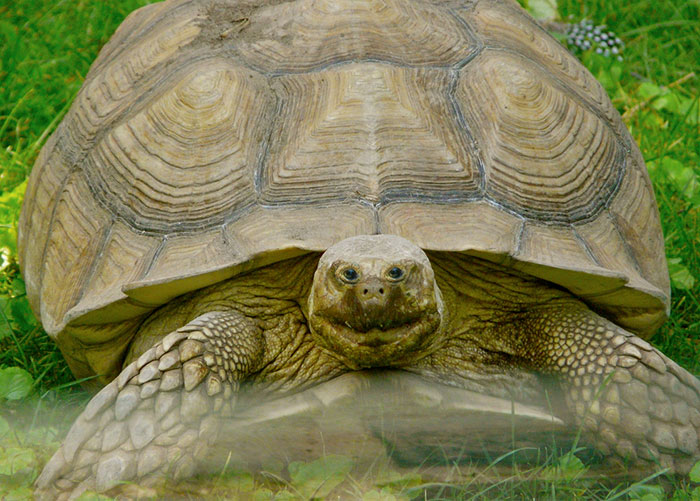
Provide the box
[35,311,264,500]
[521,305,700,472]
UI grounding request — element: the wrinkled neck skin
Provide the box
[410,252,569,405]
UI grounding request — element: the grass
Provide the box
[0,0,699,498]
[0,0,155,389]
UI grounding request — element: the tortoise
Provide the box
[19,0,700,497]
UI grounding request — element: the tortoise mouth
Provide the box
[330,315,429,347]
[309,308,442,368]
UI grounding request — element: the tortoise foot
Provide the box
[35,311,263,499]
[550,310,700,473]
[587,337,700,473]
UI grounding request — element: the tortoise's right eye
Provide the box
[340,267,359,283]
[387,266,404,281]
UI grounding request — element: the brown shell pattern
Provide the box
[19,0,669,351]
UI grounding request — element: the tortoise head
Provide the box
[308,235,444,369]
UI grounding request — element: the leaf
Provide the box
[581,52,624,100]
[2,487,35,500]
[690,460,700,483]
[274,492,301,501]
[288,455,353,499]
[252,488,276,501]
[374,468,422,489]
[0,367,34,400]
[651,92,682,114]
[9,278,25,297]
[218,470,256,493]
[0,416,9,438]
[636,83,696,118]
[0,296,11,340]
[627,483,665,501]
[252,488,296,500]
[0,180,27,259]
[541,451,587,481]
[551,452,586,481]
[9,295,37,332]
[668,258,696,290]
[637,82,663,100]
[23,426,60,446]
[0,447,35,476]
[679,97,700,125]
[524,0,558,20]
[74,492,115,501]
[363,489,410,501]
[0,278,38,338]
[647,157,699,201]
[558,452,586,475]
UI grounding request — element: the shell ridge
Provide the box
[73,221,117,308]
[449,7,485,70]
[140,236,169,280]
[606,210,651,279]
[35,166,81,312]
[87,0,201,80]
[570,225,606,268]
[78,48,233,180]
[446,68,487,195]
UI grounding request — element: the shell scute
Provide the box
[455,51,624,224]
[262,63,480,205]
[85,59,272,233]
[18,131,64,317]
[66,3,204,156]
[39,172,112,334]
[608,150,669,298]
[73,222,162,318]
[231,0,480,72]
[465,0,623,134]
[379,201,522,256]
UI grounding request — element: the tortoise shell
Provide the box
[18,0,669,380]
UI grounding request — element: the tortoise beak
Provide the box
[354,278,388,321]
[345,277,408,333]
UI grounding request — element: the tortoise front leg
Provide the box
[521,305,700,473]
[35,311,264,500]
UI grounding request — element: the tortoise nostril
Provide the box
[379,288,384,295]
[363,289,368,295]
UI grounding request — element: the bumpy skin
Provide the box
[35,236,700,499]
[36,312,266,498]
[521,307,700,472]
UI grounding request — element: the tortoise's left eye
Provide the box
[387,266,404,281]
[340,267,359,283]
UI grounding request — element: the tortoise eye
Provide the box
[340,267,359,283]
[387,266,404,280]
